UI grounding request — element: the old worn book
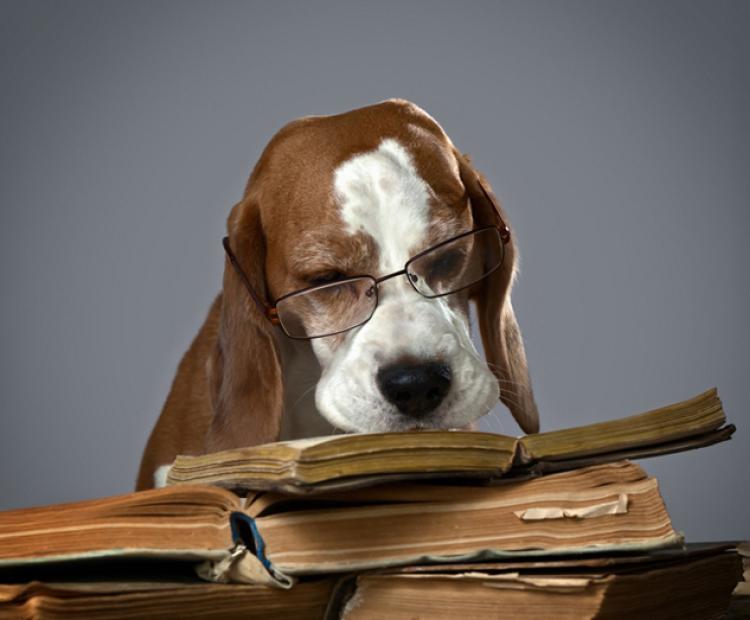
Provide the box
[2,547,740,620]
[167,388,733,493]
[730,541,750,619]
[0,461,682,586]
[0,575,336,620]
[0,486,291,587]
[733,541,750,596]
[332,546,743,620]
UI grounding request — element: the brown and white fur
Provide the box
[136,99,538,491]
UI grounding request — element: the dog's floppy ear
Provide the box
[455,151,540,434]
[204,193,284,451]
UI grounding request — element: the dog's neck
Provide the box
[274,332,335,441]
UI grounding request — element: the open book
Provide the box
[167,388,733,493]
[0,461,682,587]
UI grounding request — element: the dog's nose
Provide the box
[376,362,452,417]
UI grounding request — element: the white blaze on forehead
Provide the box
[333,138,432,272]
[313,138,499,434]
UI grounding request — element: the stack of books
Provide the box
[0,388,744,619]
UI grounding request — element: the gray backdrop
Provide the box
[1,1,748,540]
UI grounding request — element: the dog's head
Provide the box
[206,100,538,450]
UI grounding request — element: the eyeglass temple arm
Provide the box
[476,178,511,244]
[221,237,280,324]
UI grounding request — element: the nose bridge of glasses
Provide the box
[374,268,408,287]
[372,267,425,301]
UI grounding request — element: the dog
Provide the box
[136,99,538,491]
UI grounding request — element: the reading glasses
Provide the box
[223,183,511,340]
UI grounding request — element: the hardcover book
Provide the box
[0,571,335,620]
[0,461,681,587]
[334,546,742,620]
[0,545,741,620]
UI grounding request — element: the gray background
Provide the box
[1,1,748,540]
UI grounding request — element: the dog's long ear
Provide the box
[455,151,539,434]
[204,193,284,451]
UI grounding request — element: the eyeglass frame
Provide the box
[222,179,511,340]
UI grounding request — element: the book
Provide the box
[332,545,743,620]
[166,388,733,493]
[733,541,750,596]
[730,541,750,619]
[0,461,682,587]
[0,485,290,587]
[0,570,335,620]
[1,546,741,620]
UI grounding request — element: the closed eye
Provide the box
[427,250,465,280]
[307,270,347,287]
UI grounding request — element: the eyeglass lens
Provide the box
[406,227,503,298]
[276,276,377,339]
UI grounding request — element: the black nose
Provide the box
[376,362,452,417]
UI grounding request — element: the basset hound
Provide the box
[136,99,538,490]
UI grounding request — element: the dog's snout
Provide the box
[376,362,452,417]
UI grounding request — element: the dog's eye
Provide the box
[428,250,463,280]
[308,271,346,286]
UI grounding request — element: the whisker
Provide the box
[497,389,525,414]
[289,384,318,410]
[487,409,509,435]
[329,423,346,435]
[494,377,530,390]
[486,369,530,389]
[456,344,530,391]
[498,386,523,401]
[343,392,375,406]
